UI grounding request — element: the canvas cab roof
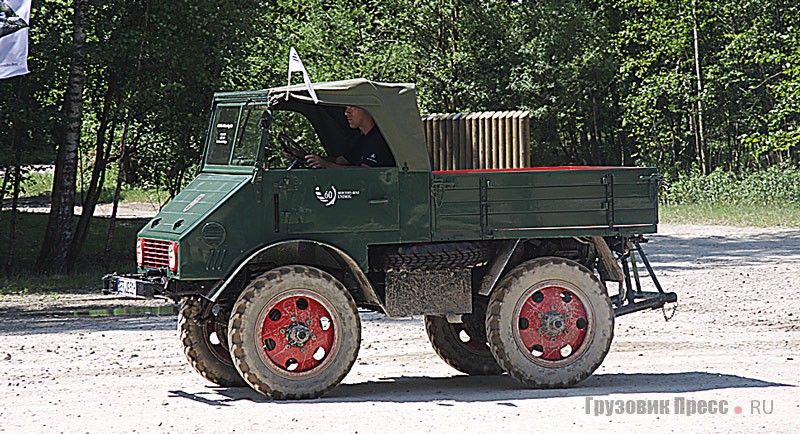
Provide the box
[214,78,431,172]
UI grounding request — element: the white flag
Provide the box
[286,47,319,104]
[0,0,30,80]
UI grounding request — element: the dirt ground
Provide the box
[1,223,798,433]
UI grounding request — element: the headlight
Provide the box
[136,238,144,266]
[168,242,179,272]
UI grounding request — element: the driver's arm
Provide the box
[305,154,367,169]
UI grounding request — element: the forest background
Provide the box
[0,0,798,277]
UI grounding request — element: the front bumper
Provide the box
[102,272,167,299]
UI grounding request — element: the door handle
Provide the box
[369,198,389,205]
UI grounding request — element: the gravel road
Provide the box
[1,224,798,433]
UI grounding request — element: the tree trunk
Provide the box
[104,119,133,258]
[105,1,150,260]
[0,149,11,236]
[5,148,22,274]
[68,81,117,268]
[0,165,9,213]
[0,75,24,270]
[691,0,708,174]
[103,161,124,260]
[36,0,87,274]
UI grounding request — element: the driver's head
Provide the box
[344,106,375,135]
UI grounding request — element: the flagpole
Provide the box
[285,48,293,100]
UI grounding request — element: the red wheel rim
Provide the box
[450,322,491,355]
[514,282,591,365]
[202,303,235,367]
[256,291,337,375]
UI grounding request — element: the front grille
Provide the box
[142,238,171,269]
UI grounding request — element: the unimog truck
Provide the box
[103,79,676,400]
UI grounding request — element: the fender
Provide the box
[205,239,382,308]
[478,237,624,296]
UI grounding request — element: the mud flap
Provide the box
[384,268,471,317]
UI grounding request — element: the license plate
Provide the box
[117,277,138,296]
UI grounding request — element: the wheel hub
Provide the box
[286,322,312,347]
[540,311,567,336]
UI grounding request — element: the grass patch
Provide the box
[0,211,147,294]
[19,168,169,206]
[19,169,55,197]
[0,275,105,295]
[660,204,800,227]
[114,188,169,205]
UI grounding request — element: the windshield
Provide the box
[206,104,267,166]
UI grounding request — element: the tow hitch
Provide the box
[102,270,166,299]
[612,237,678,317]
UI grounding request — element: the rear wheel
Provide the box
[179,296,245,387]
[228,265,361,400]
[486,257,614,388]
[424,296,503,375]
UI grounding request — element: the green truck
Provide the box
[103,79,676,400]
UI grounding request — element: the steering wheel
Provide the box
[277,134,309,170]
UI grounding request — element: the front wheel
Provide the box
[486,257,614,388]
[228,265,361,400]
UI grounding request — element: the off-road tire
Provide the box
[486,257,614,388]
[179,296,246,387]
[228,265,361,400]
[424,296,503,375]
[381,242,491,270]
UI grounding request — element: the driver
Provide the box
[303,106,396,168]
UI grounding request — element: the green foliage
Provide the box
[16,169,53,198]
[662,164,800,206]
[4,0,798,181]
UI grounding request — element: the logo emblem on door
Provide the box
[315,186,337,207]
[315,186,360,207]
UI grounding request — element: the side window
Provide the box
[271,110,324,158]
[207,106,239,165]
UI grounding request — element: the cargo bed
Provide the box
[430,166,659,240]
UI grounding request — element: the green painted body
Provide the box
[136,79,659,291]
